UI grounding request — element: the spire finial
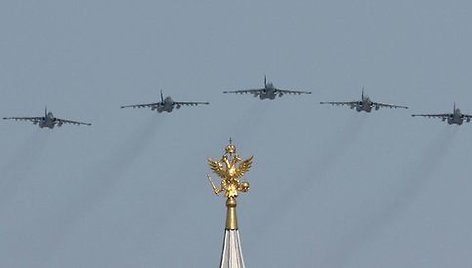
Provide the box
[207,140,253,229]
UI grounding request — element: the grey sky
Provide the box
[1,0,472,267]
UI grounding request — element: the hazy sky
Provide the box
[1,0,472,267]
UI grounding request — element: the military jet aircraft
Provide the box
[223,76,312,100]
[121,91,209,113]
[411,103,472,125]
[320,89,408,112]
[3,107,92,129]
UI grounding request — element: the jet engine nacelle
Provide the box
[375,105,380,110]
[442,118,446,121]
[176,104,181,109]
[350,104,355,109]
[467,117,471,123]
[278,93,284,97]
[57,122,63,127]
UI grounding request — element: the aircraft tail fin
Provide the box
[362,87,365,99]
[160,90,164,102]
[45,106,47,117]
[264,75,267,88]
[454,102,456,112]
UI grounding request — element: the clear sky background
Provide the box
[1,0,471,267]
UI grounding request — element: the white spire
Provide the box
[219,230,246,268]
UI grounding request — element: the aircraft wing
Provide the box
[120,103,160,109]
[55,118,92,126]
[2,116,42,124]
[173,101,209,106]
[319,101,360,107]
[411,113,450,119]
[462,114,472,120]
[372,101,408,109]
[223,89,265,95]
[275,88,312,95]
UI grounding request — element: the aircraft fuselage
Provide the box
[447,117,463,125]
[254,83,281,100]
[38,112,60,129]
[352,98,379,113]
[447,109,467,125]
[150,96,178,113]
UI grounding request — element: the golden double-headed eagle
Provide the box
[207,142,253,198]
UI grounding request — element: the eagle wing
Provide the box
[234,156,253,178]
[208,158,226,178]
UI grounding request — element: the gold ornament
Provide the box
[207,140,253,198]
[207,139,253,230]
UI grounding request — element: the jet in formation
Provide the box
[223,76,312,100]
[3,107,92,129]
[320,89,408,112]
[411,103,472,125]
[121,91,209,113]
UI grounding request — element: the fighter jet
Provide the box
[3,107,92,129]
[320,89,408,112]
[223,76,312,100]
[411,103,472,125]
[121,90,209,113]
